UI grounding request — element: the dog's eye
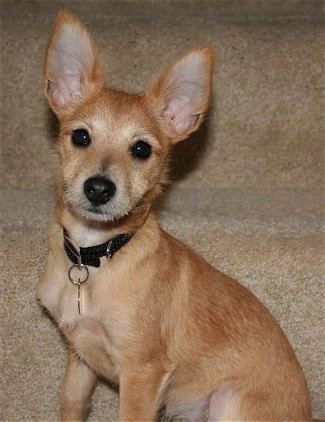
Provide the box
[131,141,152,159]
[72,129,91,147]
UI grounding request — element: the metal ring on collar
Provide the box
[68,263,89,285]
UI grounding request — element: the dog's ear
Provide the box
[146,48,214,142]
[44,11,104,116]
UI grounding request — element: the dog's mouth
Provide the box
[65,191,135,223]
[88,206,105,215]
[74,203,131,223]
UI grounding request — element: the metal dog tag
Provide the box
[68,264,89,314]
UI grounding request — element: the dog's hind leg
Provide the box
[61,349,98,421]
[208,385,310,421]
[207,385,241,421]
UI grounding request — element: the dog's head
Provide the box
[45,11,213,223]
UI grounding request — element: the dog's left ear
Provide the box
[44,11,105,116]
[146,48,214,142]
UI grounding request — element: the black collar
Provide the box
[63,228,135,268]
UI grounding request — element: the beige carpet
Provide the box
[1,1,324,420]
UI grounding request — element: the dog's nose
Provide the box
[83,176,116,206]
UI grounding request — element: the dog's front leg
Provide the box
[119,363,172,421]
[61,349,98,422]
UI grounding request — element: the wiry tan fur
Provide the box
[37,11,312,421]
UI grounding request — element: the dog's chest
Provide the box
[63,313,122,382]
[40,259,135,382]
[63,287,133,381]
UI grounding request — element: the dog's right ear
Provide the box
[44,11,104,116]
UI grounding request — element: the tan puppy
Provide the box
[37,11,312,421]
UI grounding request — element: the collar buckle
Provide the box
[106,239,114,260]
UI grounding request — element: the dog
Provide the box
[37,10,312,421]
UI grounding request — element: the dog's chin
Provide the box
[69,202,131,224]
[85,208,129,223]
[84,209,115,223]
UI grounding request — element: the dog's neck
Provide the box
[56,200,152,248]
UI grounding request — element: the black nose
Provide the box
[83,176,116,206]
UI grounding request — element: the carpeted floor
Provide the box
[0,1,324,420]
